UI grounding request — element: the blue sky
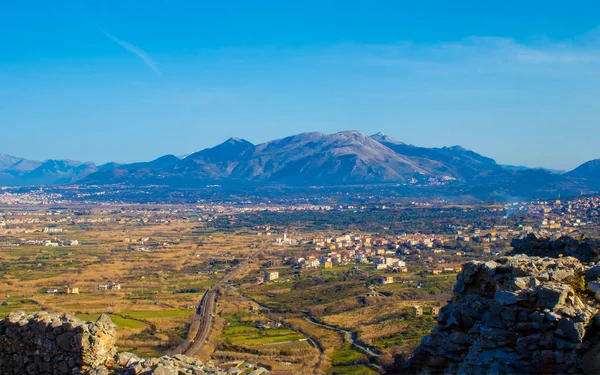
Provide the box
[1,1,600,170]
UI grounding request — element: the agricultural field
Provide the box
[0,204,469,373]
[329,348,378,375]
[224,250,458,374]
[0,208,261,358]
[211,290,321,374]
[222,319,304,346]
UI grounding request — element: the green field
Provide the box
[370,316,438,350]
[224,326,305,346]
[327,365,378,375]
[76,313,148,329]
[0,299,43,316]
[330,348,368,366]
[120,309,193,319]
[222,314,305,346]
[327,347,376,375]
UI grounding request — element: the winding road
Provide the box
[304,316,380,358]
[239,294,382,372]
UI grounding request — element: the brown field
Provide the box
[0,214,260,358]
[0,207,450,373]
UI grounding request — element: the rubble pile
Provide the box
[509,230,600,262]
[93,352,224,375]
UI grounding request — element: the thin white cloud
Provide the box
[352,37,600,67]
[102,30,165,81]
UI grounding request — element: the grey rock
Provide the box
[537,272,550,282]
[511,277,530,290]
[87,366,110,375]
[529,311,545,323]
[589,281,600,294]
[586,265,600,282]
[494,291,521,305]
[499,308,518,321]
[536,284,570,309]
[546,312,562,322]
[484,261,501,272]
[151,365,179,375]
[117,352,141,367]
[557,318,586,343]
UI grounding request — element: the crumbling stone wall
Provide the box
[0,311,117,374]
[0,312,224,375]
[406,254,600,374]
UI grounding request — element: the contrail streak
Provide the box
[102,30,165,81]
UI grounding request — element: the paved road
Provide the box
[182,245,265,356]
[305,316,380,358]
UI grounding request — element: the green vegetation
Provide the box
[208,206,514,235]
[76,314,148,330]
[565,273,593,298]
[327,365,378,375]
[370,316,438,350]
[221,314,305,347]
[121,309,193,319]
[247,272,370,313]
[327,346,375,375]
[0,299,40,316]
[226,329,304,346]
[330,348,368,366]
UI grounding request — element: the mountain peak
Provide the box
[223,137,254,147]
[226,137,248,143]
[445,145,468,152]
[370,132,403,144]
[0,154,23,169]
[335,130,363,136]
[185,137,255,162]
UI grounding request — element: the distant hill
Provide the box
[2,131,600,199]
[0,154,24,170]
[501,164,566,175]
[0,154,97,186]
[565,159,600,181]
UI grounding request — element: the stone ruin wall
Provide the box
[406,231,600,375]
[0,311,223,375]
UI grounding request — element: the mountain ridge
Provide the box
[566,158,600,181]
[0,155,98,186]
[1,132,599,199]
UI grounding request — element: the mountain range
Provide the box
[0,155,97,186]
[1,130,599,198]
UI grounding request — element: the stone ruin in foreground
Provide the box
[406,231,600,374]
[0,311,224,375]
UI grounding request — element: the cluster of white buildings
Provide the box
[289,250,408,272]
[507,197,599,230]
[373,256,406,270]
[0,190,65,205]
